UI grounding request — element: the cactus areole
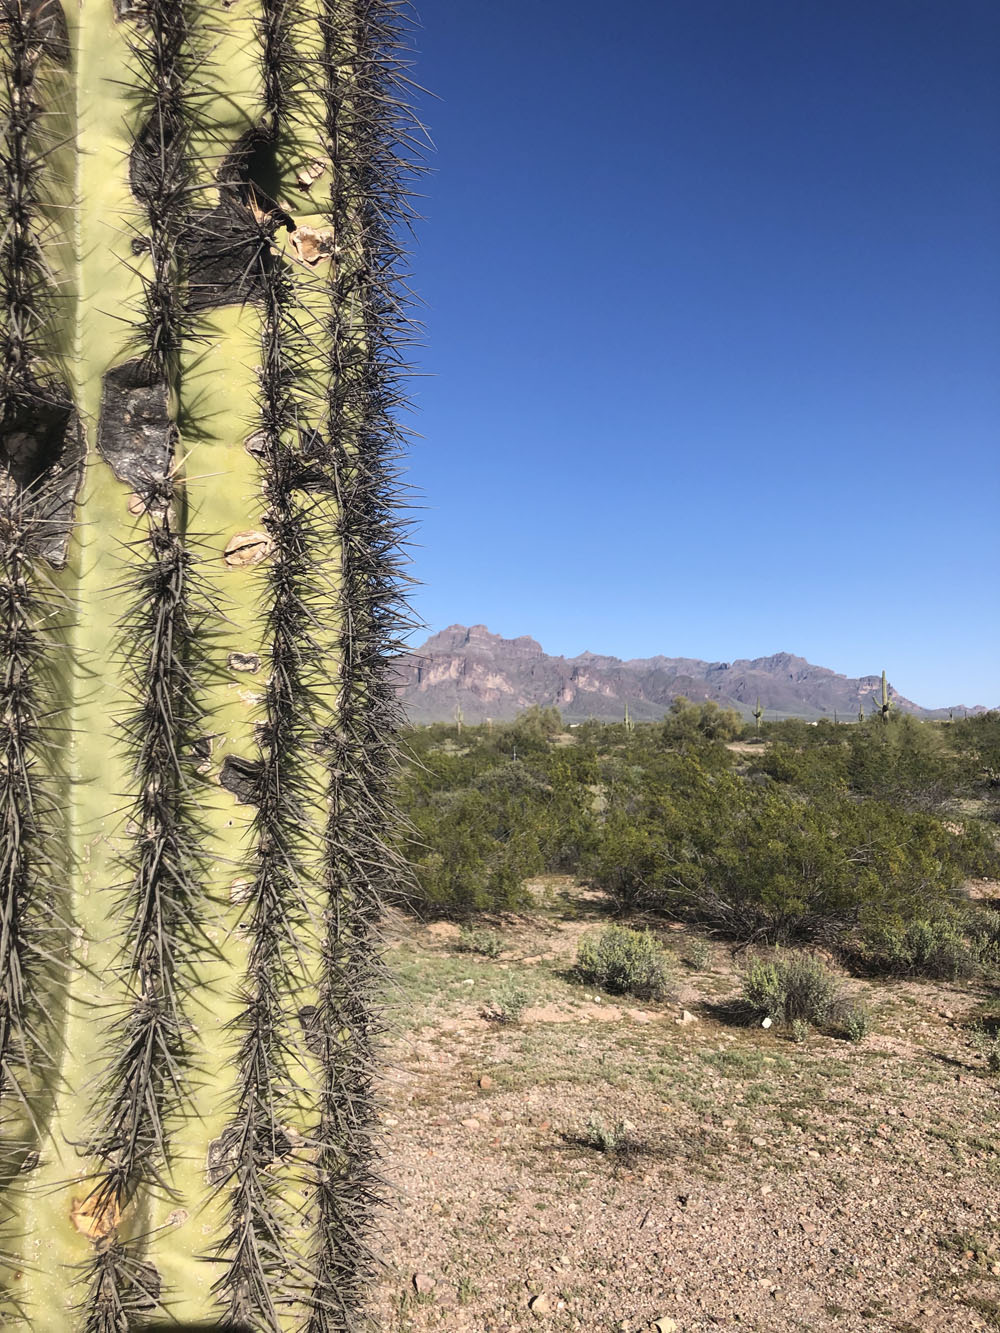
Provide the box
[0,1,418,1328]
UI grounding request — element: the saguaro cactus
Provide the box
[0,1,418,1328]
[879,669,890,724]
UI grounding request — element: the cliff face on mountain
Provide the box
[395,624,975,724]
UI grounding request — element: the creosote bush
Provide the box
[858,916,989,980]
[575,926,671,1001]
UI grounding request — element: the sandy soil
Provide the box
[372,879,1000,1333]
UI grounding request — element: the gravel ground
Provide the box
[372,882,1000,1333]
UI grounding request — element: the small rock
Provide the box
[751,1136,767,1148]
[677,1010,698,1025]
[413,1273,436,1294]
[652,1320,678,1333]
[529,1293,552,1313]
[761,1016,772,1029]
[460,1117,480,1130]
[478,1075,494,1091]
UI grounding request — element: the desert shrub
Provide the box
[406,786,543,914]
[681,937,713,971]
[855,915,981,979]
[585,814,674,914]
[457,926,504,958]
[661,697,743,747]
[481,980,532,1024]
[741,952,840,1028]
[975,1034,1000,1074]
[750,742,849,794]
[833,1000,873,1042]
[846,714,958,812]
[575,926,671,1000]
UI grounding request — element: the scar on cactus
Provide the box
[0,390,84,566]
[98,359,175,496]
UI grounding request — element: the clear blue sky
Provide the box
[404,0,999,708]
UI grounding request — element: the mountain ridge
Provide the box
[396,624,989,724]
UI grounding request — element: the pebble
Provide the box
[479,1075,494,1090]
[412,1272,436,1293]
[529,1292,551,1313]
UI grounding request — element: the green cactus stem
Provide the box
[752,696,763,733]
[880,669,890,724]
[0,1,421,1329]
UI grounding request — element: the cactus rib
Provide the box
[307,4,420,1325]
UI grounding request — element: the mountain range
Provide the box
[395,624,986,724]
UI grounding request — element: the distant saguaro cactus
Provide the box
[752,696,763,734]
[0,1,419,1328]
[880,670,891,724]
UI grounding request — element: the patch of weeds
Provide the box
[562,1113,645,1165]
[959,1296,1000,1330]
[938,1229,996,1263]
[457,1276,479,1306]
[790,1018,809,1044]
[456,925,504,958]
[702,1047,768,1078]
[480,979,532,1024]
[574,925,671,1000]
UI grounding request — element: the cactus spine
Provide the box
[0,1,419,1329]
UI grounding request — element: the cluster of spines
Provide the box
[0,1,63,420]
[0,0,63,1150]
[307,4,423,1327]
[81,3,208,1327]
[0,539,55,1149]
[214,3,325,1325]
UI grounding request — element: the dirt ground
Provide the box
[372,878,1000,1333]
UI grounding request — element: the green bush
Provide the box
[741,952,840,1028]
[661,696,743,747]
[857,916,980,979]
[481,980,532,1024]
[833,1000,873,1042]
[575,926,671,1000]
[457,926,504,958]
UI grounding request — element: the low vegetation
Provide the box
[400,702,1000,981]
[574,925,672,1000]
